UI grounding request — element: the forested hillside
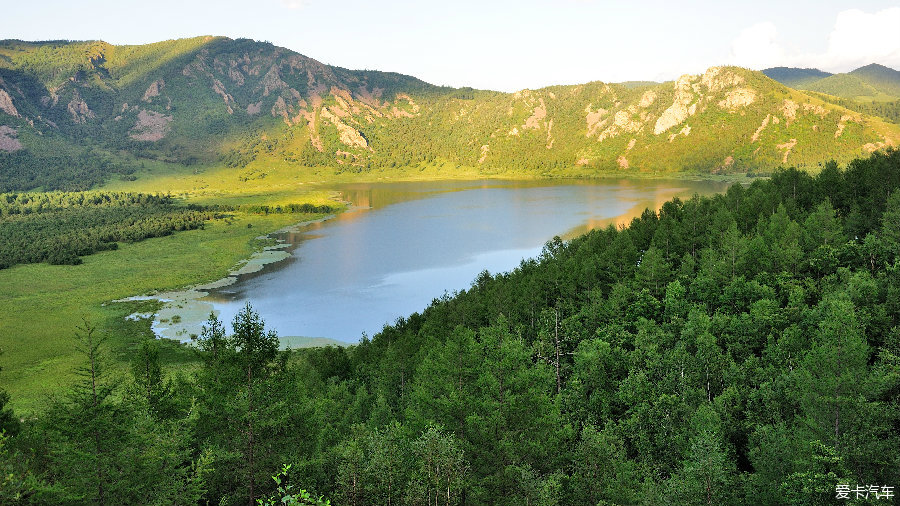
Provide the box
[2,149,899,505]
[1,37,899,191]
[762,67,833,89]
[765,64,900,127]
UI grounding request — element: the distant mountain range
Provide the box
[1,36,898,191]
[763,63,900,102]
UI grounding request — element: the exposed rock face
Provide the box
[479,144,489,163]
[129,109,173,141]
[67,91,95,124]
[262,64,288,97]
[0,125,23,152]
[777,138,798,164]
[655,74,697,135]
[3,35,899,176]
[803,103,827,117]
[212,79,235,114]
[356,85,382,108]
[228,66,245,86]
[781,99,799,123]
[752,114,771,142]
[668,124,691,142]
[718,155,735,171]
[320,107,367,148]
[638,90,657,108]
[718,88,756,110]
[524,98,547,130]
[142,79,165,102]
[700,66,744,92]
[390,94,420,118]
[0,90,19,117]
[863,137,892,152]
[41,94,59,108]
[617,155,629,169]
[271,96,290,122]
[585,104,607,137]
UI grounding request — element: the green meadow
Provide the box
[0,166,341,414]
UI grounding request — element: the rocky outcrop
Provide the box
[700,66,744,92]
[479,144,489,163]
[777,138,798,164]
[599,108,646,141]
[781,99,799,123]
[142,79,165,102]
[718,88,756,110]
[524,98,547,130]
[655,74,697,135]
[752,114,771,142]
[0,125,23,152]
[321,107,367,149]
[638,90,657,108]
[0,90,19,117]
[585,104,608,138]
[130,109,173,141]
[67,90,95,124]
[212,79,235,114]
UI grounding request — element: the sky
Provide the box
[5,0,900,92]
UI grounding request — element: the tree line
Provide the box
[0,191,219,268]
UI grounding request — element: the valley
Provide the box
[1,34,899,505]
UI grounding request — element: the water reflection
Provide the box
[204,178,727,342]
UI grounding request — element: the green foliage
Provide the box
[800,64,900,102]
[257,464,331,506]
[5,149,900,504]
[23,320,212,504]
[0,191,218,269]
[0,431,44,503]
[0,350,19,437]
[0,146,139,193]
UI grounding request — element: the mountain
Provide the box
[848,63,900,97]
[1,37,899,192]
[764,63,900,102]
[761,67,832,89]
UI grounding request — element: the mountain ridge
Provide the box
[764,63,900,100]
[761,67,833,89]
[1,37,899,192]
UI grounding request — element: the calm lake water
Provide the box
[203,179,728,343]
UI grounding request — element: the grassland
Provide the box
[0,165,341,414]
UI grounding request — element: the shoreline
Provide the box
[115,213,338,344]
[115,174,733,346]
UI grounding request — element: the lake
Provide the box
[201,178,728,343]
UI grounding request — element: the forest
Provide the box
[0,191,219,268]
[1,149,900,505]
[0,192,336,269]
[0,148,139,193]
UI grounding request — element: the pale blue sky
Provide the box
[5,0,900,91]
